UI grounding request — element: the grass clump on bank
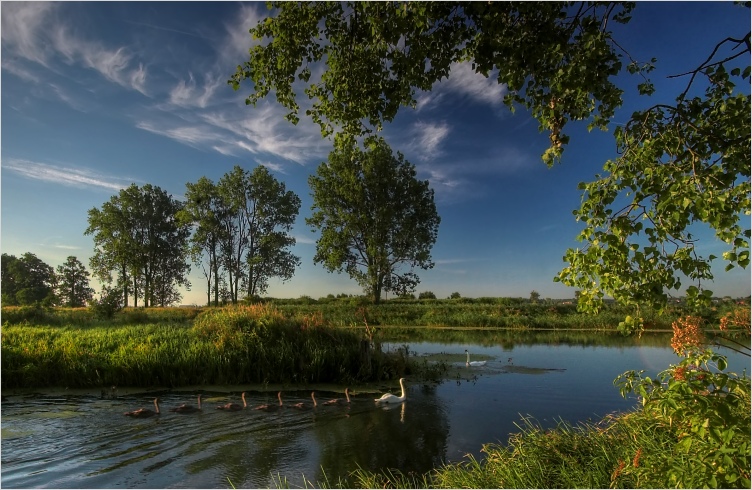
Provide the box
[1,305,410,390]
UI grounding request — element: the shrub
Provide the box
[88,287,123,319]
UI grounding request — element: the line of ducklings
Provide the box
[124,388,352,418]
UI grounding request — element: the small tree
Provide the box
[307,136,440,304]
[56,256,94,307]
[529,290,540,303]
[449,291,462,299]
[418,291,437,300]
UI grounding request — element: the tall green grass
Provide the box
[1,305,405,389]
[266,301,682,330]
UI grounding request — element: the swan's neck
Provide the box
[311,392,317,407]
[399,378,406,398]
[466,352,470,363]
[345,388,350,402]
[154,399,160,414]
[197,395,202,409]
[277,392,283,406]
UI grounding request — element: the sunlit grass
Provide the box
[1,305,406,389]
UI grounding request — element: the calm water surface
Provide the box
[2,333,748,488]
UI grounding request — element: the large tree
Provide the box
[1,252,57,306]
[200,165,301,304]
[231,1,749,316]
[178,176,227,306]
[86,184,191,307]
[244,166,301,299]
[307,136,440,304]
[55,256,94,307]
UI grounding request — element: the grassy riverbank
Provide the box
[1,299,742,390]
[4,296,737,330]
[1,305,410,390]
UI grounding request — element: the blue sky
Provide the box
[2,2,750,304]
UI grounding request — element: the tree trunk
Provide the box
[212,241,219,307]
[121,264,129,307]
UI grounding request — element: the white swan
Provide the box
[465,349,487,367]
[374,378,406,404]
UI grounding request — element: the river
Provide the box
[2,332,748,488]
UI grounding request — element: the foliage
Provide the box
[86,183,191,307]
[88,285,124,319]
[615,350,751,488]
[207,165,301,304]
[529,290,541,303]
[178,176,225,307]
[55,256,94,307]
[230,2,632,166]
[1,252,57,306]
[557,19,750,314]
[418,291,437,300]
[307,136,440,304]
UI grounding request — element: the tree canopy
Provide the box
[307,136,440,304]
[556,28,750,320]
[1,252,57,306]
[231,1,631,166]
[231,1,750,316]
[86,184,191,307]
[56,256,95,307]
[180,165,302,304]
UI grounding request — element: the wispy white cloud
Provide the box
[1,59,42,83]
[136,121,218,146]
[292,234,316,245]
[52,244,82,251]
[47,83,88,112]
[443,62,507,106]
[222,3,266,64]
[257,161,288,174]
[169,72,222,108]
[414,92,444,112]
[200,105,330,164]
[435,258,483,265]
[0,2,57,66]
[130,63,149,96]
[2,3,149,95]
[53,28,147,93]
[410,121,451,161]
[419,166,469,204]
[3,159,129,191]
